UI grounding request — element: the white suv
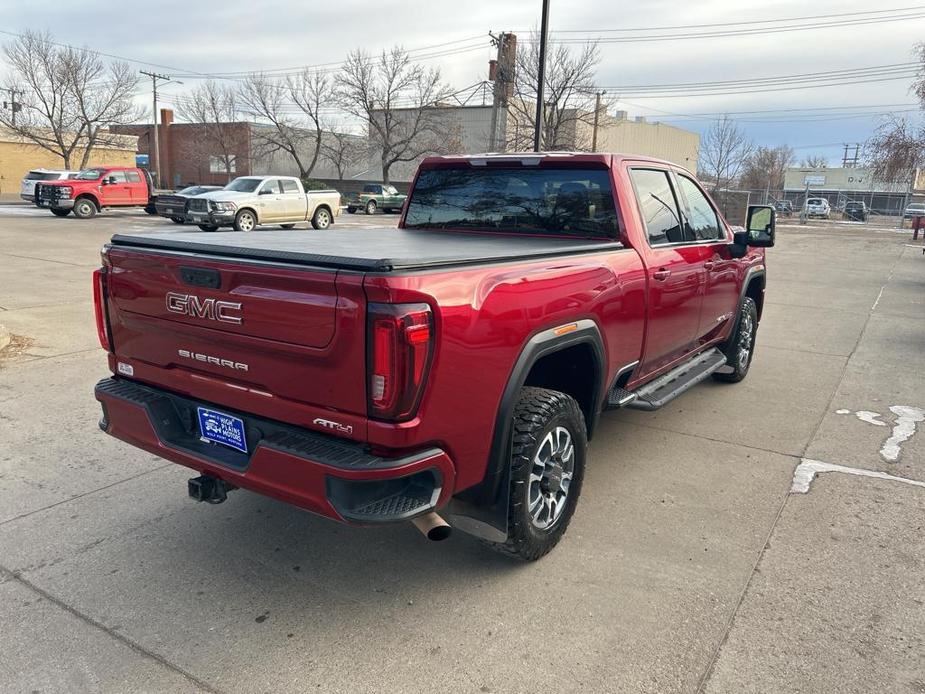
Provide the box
[804,197,831,219]
[21,169,80,202]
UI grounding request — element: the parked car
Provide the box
[804,197,831,219]
[185,176,340,231]
[154,186,222,224]
[903,202,925,219]
[93,152,775,560]
[346,183,406,214]
[20,169,79,202]
[35,166,166,219]
[773,200,794,217]
[842,201,868,222]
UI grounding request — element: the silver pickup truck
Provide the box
[186,176,341,231]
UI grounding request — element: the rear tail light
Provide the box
[92,268,112,352]
[367,303,434,421]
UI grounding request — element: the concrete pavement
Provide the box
[0,210,923,693]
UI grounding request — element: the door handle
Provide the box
[652,269,671,281]
[703,261,715,271]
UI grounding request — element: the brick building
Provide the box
[113,109,366,188]
[0,126,137,197]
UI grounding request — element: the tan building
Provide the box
[591,113,700,173]
[0,126,138,197]
[366,104,700,182]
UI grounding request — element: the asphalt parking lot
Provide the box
[0,207,923,693]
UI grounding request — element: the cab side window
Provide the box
[108,171,128,183]
[280,179,299,194]
[629,168,688,245]
[261,179,282,194]
[677,175,722,241]
[126,171,141,183]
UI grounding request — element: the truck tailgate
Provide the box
[105,246,368,430]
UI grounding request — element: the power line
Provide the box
[547,5,925,33]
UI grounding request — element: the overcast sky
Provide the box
[2,0,923,164]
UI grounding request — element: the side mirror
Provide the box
[104,176,116,185]
[744,205,776,247]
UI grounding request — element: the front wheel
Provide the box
[713,296,758,383]
[51,208,71,217]
[486,387,587,561]
[72,198,97,219]
[198,224,219,232]
[171,217,185,224]
[365,200,377,215]
[311,207,332,230]
[233,209,257,232]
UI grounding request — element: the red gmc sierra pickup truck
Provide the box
[93,152,775,560]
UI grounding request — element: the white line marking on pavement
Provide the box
[791,458,925,494]
[835,406,924,461]
[882,406,925,463]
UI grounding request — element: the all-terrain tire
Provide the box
[713,296,758,383]
[72,197,97,219]
[486,387,587,561]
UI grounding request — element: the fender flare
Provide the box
[446,319,606,541]
[720,266,766,353]
[236,206,259,225]
[75,193,100,210]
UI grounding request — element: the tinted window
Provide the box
[126,171,141,183]
[404,167,619,238]
[280,179,300,194]
[363,184,381,193]
[629,169,687,245]
[677,175,722,241]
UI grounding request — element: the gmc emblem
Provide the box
[166,292,242,324]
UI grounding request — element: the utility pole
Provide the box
[3,88,22,126]
[591,90,604,153]
[488,32,516,152]
[488,32,506,152]
[140,71,172,187]
[533,0,550,152]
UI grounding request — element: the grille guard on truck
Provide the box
[94,378,455,524]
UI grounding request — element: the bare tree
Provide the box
[739,145,795,192]
[698,116,754,192]
[800,155,828,168]
[507,36,610,151]
[320,131,367,180]
[177,81,245,182]
[238,70,329,180]
[865,43,925,185]
[865,115,925,184]
[1,30,140,169]
[337,47,454,184]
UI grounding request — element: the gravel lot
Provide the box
[1,207,923,693]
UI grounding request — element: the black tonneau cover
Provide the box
[109,228,622,272]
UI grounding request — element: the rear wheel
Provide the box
[170,217,185,224]
[365,200,377,215]
[713,296,758,383]
[51,208,71,217]
[72,198,97,219]
[311,207,332,230]
[347,206,356,214]
[144,205,158,215]
[198,224,219,232]
[233,209,257,232]
[486,387,587,561]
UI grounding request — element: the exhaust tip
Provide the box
[411,512,452,541]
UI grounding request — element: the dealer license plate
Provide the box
[197,407,247,453]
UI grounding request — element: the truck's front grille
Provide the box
[187,198,208,213]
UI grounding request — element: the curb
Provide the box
[0,323,10,353]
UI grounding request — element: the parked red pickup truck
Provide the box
[93,153,775,560]
[36,166,161,219]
